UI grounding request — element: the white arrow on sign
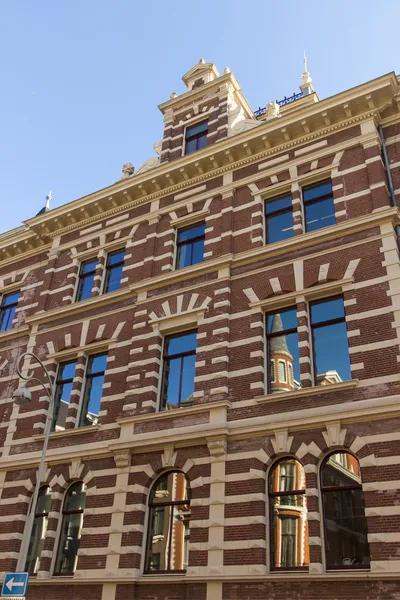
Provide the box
[5,578,24,592]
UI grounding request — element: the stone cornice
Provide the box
[1,73,398,263]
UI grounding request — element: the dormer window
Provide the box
[184,121,208,155]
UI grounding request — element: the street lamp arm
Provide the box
[16,352,53,396]
[14,351,56,573]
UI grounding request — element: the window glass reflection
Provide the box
[25,486,51,574]
[176,224,205,269]
[265,194,294,244]
[0,291,20,332]
[145,472,191,572]
[54,482,86,575]
[52,361,77,431]
[104,249,125,293]
[303,180,336,233]
[311,297,351,385]
[76,259,97,302]
[269,459,309,569]
[267,308,300,393]
[185,122,208,155]
[321,452,370,569]
[161,332,197,410]
[79,354,107,426]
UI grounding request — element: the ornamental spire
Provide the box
[300,50,314,96]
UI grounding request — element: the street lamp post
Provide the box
[13,352,55,573]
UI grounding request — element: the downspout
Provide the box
[378,124,400,242]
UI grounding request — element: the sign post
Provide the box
[1,572,29,599]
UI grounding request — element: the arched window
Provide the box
[54,482,86,575]
[26,486,51,574]
[321,452,370,569]
[269,458,309,570]
[145,471,191,573]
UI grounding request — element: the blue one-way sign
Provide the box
[1,572,29,597]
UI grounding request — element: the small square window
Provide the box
[184,121,208,155]
[176,223,205,269]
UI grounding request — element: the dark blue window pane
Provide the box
[59,361,76,381]
[108,249,125,266]
[313,322,351,384]
[0,305,17,331]
[166,332,197,356]
[178,224,206,243]
[191,239,205,265]
[305,197,336,232]
[81,260,97,274]
[311,298,345,325]
[186,122,208,137]
[88,353,107,374]
[185,139,197,155]
[265,195,292,215]
[104,264,123,293]
[267,212,294,244]
[77,275,94,301]
[303,181,332,202]
[177,244,192,269]
[197,133,208,150]
[180,354,196,406]
[3,291,20,307]
[267,308,297,333]
[80,354,107,427]
[163,357,181,408]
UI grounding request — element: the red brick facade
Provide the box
[0,61,400,599]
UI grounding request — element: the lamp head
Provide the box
[13,386,32,406]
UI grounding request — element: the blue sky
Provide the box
[1,0,399,233]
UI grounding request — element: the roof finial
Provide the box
[300,50,313,96]
[45,191,52,210]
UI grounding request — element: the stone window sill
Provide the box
[256,380,358,404]
[117,399,231,424]
[33,425,100,441]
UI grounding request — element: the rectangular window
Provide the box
[0,291,20,332]
[161,331,197,410]
[79,353,107,427]
[104,249,125,293]
[184,121,208,155]
[176,223,205,269]
[265,194,294,244]
[310,296,351,385]
[303,180,335,232]
[52,360,77,431]
[266,308,301,394]
[76,259,97,302]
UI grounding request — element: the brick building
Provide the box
[0,57,400,599]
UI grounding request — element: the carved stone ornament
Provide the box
[207,437,227,457]
[120,162,135,179]
[113,451,130,468]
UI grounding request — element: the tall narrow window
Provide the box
[184,121,208,155]
[52,361,77,432]
[176,223,205,269]
[0,291,20,332]
[267,308,301,394]
[54,482,86,575]
[321,452,370,569]
[265,194,294,244]
[269,459,309,570]
[25,486,51,574]
[79,354,107,427]
[303,180,335,232]
[76,259,97,302]
[104,249,125,293]
[145,471,191,572]
[310,297,351,385]
[161,331,197,410]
